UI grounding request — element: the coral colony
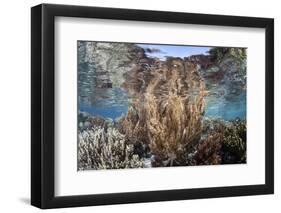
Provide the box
[77,41,247,170]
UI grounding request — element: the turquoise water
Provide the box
[79,88,246,121]
[79,104,128,120]
[205,92,246,120]
[79,87,129,120]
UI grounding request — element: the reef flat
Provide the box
[77,42,247,170]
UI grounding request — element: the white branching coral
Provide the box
[78,126,144,170]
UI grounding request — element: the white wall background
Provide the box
[0,0,279,212]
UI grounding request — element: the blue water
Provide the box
[79,87,129,120]
[205,92,246,120]
[79,104,128,120]
[80,90,246,121]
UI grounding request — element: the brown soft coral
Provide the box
[193,133,223,165]
[120,58,207,166]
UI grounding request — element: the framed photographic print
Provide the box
[31,3,274,209]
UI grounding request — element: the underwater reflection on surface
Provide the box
[79,87,129,120]
[79,83,246,121]
[78,43,246,121]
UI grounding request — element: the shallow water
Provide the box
[78,43,246,121]
[79,87,129,120]
[205,91,246,120]
[79,86,246,121]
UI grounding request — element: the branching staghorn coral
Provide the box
[78,126,144,170]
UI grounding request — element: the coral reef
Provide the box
[120,58,206,166]
[77,43,247,170]
[193,133,223,165]
[78,120,144,170]
[199,118,247,165]
[221,119,246,164]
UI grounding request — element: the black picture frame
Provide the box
[31,3,274,209]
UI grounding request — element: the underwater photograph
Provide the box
[77,41,247,170]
